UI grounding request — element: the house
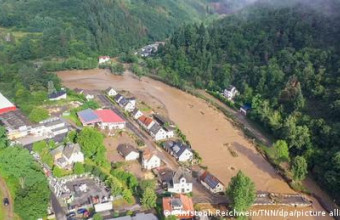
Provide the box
[107,213,158,220]
[132,108,143,120]
[142,149,161,170]
[149,123,170,141]
[98,56,110,64]
[137,115,155,130]
[117,144,140,161]
[83,91,95,101]
[77,109,125,130]
[114,94,124,103]
[200,171,225,193]
[223,85,238,100]
[49,90,67,101]
[240,104,251,116]
[95,109,126,130]
[106,87,117,97]
[35,117,69,138]
[0,92,17,115]
[162,194,194,219]
[152,114,175,139]
[118,97,136,112]
[162,141,193,162]
[158,168,192,193]
[51,143,84,169]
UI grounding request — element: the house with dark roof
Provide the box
[106,87,117,97]
[162,141,193,162]
[48,90,67,101]
[117,144,139,161]
[118,97,136,112]
[132,108,143,120]
[200,171,225,193]
[165,168,192,194]
[114,94,123,103]
[162,194,194,219]
[52,143,84,169]
[240,104,251,116]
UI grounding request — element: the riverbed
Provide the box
[57,69,332,220]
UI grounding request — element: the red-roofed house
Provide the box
[137,115,155,130]
[0,92,17,115]
[163,194,194,219]
[94,109,126,130]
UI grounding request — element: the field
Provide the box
[57,68,331,219]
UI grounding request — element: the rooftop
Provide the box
[0,92,16,114]
[200,171,224,189]
[77,109,100,124]
[0,110,32,130]
[94,109,125,123]
[163,140,191,158]
[48,90,66,99]
[162,194,194,219]
[117,144,139,157]
[138,115,154,127]
[63,143,81,159]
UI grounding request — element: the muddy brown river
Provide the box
[57,69,333,219]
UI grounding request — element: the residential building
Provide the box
[162,168,192,194]
[117,144,140,161]
[49,90,67,101]
[106,87,117,97]
[77,109,125,130]
[162,194,194,219]
[240,104,251,116]
[114,94,123,103]
[162,141,193,162]
[137,115,155,130]
[223,85,238,100]
[98,56,110,64]
[149,123,170,141]
[118,97,136,112]
[0,92,16,115]
[36,117,69,138]
[200,171,225,193]
[0,110,32,140]
[142,150,161,170]
[51,143,84,169]
[132,108,143,120]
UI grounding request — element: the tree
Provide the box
[226,171,256,216]
[66,130,77,143]
[141,187,157,209]
[93,213,103,220]
[28,107,49,123]
[291,156,308,181]
[77,127,106,165]
[73,162,85,175]
[52,166,65,178]
[0,126,9,149]
[273,140,290,162]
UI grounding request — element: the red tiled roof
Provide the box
[138,115,154,126]
[162,194,194,219]
[95,109,125,123]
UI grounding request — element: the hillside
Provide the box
[0,0,211,58]
[155,0,340,202]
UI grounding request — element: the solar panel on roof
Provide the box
[78,109,100,123]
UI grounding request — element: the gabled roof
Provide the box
[106,87,115,92]
[172,167,192,184]
[48,90,66,99]
[162,194,194,219]
[115,94,123,102]
[63,143,81,159]
[200,171,224,189]
[149,123,162,135]
[132,108,141,115]
[117,144,139,157]
[50,145,64,157]
[138,115,154,127]
[119,97,129,106]
[142,149,159,162]
[0,92,16,114]
[77,109,100,124]
[163,141,192,158]
[94,109,125,123]
[99,56,110,59]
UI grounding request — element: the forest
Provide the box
[155,0,340,202]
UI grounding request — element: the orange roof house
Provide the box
[137,115,155,130]
[163,194,194,219]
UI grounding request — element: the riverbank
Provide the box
[57,68,332,219]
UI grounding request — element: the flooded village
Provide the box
[57,68,334,220]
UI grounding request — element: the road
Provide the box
[51,193,66,220]
[0,177,14,220]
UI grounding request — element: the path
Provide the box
[0,177,14,220]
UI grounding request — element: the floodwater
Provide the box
[57,69,333,220]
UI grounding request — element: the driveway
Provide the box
[0,177,14,220]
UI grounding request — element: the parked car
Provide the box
[77,208,87,214]
[66,212,76,217]
[3,198,9,206]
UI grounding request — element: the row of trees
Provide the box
[0,127,50,220]
[156,0,340,202]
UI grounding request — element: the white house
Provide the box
[98,56,110,64]
[142,150,161,170]
[118,97,136,112]
[83,91,95,101]
[223,85,238,100]
[117,144,139,161]
[149,123,173,141]
[106,87,117,97]
[49,90,67,101]
[167,168,193,193]
[163,141,193,162]
[132,108,143,120]
[137,115,155,130]
[200,171,225,193]
[51,143,84,169]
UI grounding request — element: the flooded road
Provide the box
[57,69,333,220]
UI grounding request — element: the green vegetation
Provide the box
[28,107,49,123]
[73,162,85,175]
[32,141,54,167]
[0,140,50,220]
[93,213,103,220]
[226,171,256,219]
[155,0,340,202]
[99,62,125,75]
[291,156,308,181]
[273,140,290,163]
[77,127,107,166]
[140,179,157,209]
[52,166,72,178]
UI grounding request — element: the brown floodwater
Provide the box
[57,69,333,220]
